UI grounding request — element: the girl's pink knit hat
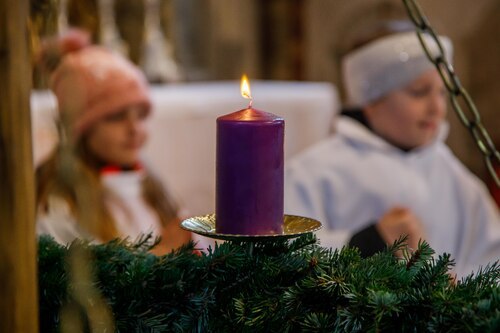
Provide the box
[43,30,152,136]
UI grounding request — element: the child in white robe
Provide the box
[35,29,192,254]
[285,22,500,278]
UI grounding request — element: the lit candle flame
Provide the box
[240,74,253,108]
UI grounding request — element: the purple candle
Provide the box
[216,78,284,235]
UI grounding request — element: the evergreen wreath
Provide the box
[38,234,499,332]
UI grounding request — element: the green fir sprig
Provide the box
[38,234,499,332]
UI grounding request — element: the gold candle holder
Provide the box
[181,214,322,241]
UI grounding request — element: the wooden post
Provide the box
[0,0,39,332]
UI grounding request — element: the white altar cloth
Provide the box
[31,80,339,216]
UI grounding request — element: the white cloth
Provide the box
[285,116,500,278]
[37,170,163,245]
[32,81,338,216]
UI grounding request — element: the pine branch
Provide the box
[37,234,500,332]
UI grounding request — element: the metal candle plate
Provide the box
[180,214,322,241]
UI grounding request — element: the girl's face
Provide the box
[85,105,149,167]
[365,69,447,150]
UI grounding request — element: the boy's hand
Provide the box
[375,207,426,254]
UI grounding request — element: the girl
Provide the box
[36,30,191,254]
[285,21,500,278]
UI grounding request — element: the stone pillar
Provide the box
[0,0,38,331]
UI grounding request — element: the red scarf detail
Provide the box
[100,162,143,175]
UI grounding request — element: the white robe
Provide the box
[285,116,500,278]
[37,170,163,244]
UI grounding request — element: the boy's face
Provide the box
[85,105,149,167]
[365,69,447,150]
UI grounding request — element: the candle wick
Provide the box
[248,98,253,108]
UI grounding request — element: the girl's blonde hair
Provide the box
[36,137,179,242]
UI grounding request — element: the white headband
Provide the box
[342,31,453,106]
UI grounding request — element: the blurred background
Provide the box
[30,0,500,187]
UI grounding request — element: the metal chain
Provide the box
[403,0,500,187]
